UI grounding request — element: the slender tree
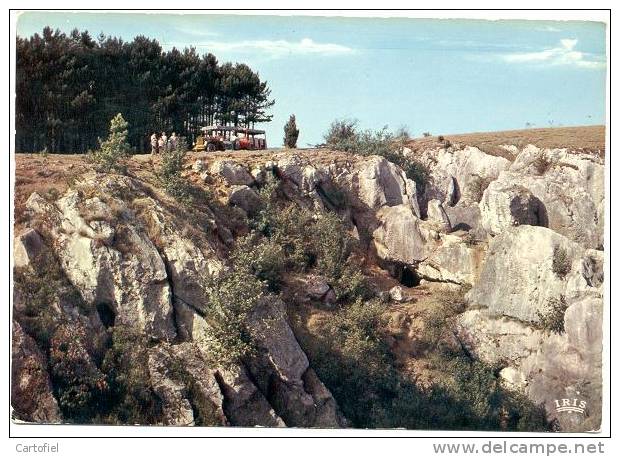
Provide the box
[283,114,300,148]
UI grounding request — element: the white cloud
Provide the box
[538,25,562,32]
[190,37,354,58]
[501,38,605,69]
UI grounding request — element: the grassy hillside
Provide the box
[408,125,605,158]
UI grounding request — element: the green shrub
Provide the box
[230,232,286,291]
[552,245,571,278]
[536,295,568,334]
[200,269,265,366]
[91,113,131,173]
[158,137,191,203]
[49,323,108,422]
[324,119,358,151]
[13,250,89,345]
[422,286,469,345]
[283,114,300,148]
[100,325,162,424]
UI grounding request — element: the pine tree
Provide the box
[283,114,300,148]
[92,113,132,172]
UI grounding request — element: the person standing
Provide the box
[161,132,168,153]
[170,132,178,151]
[158,134,165,154]
[150,133,158,154]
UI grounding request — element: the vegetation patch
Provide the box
[552,245,571,279]
[535,295,569,335]
[324,119,431,195]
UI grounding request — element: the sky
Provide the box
[16,12,607,147]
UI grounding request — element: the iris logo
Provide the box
[554,393,587,415]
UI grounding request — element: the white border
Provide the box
[3,5,613,451]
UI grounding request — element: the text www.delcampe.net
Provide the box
[432,441,605,455]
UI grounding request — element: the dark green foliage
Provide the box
[100,326,163,424]
[536,295,569,335]
[323,119,358,150]
[13,250,89,345]
[48,323,108,422]
[283,114,300,148]
[16,27,274,153]
[231,232,286,292]
[552,245,571,278]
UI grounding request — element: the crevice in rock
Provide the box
[95,301,115,328]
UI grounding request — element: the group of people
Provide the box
[150,132,179,154]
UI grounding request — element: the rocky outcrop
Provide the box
[11,321,61,423]
[13,228,46,268]
[410,145,511,207]
[479,181,545,236]
[147,343,227,426]
[216,364,285,427]
[454,292,602,431]
[491,146,604,249]
[209,160,255,186]
[352,156,420,216]
[25,183,176,341]
[426,199,452,233]
[467,225,602,323]
[457,223,603,431]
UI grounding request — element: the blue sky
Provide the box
[17,12,607,147]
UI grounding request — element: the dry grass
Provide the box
[407,125,605,159]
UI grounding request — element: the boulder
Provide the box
[501,146,604,249]
[418,146,511,207]
[354,156,421,216]
[306,276,336,304]
[192,159,206,173]
[228,185,261,215]
[444,203,486,238]
[479,181,545,236]
[216,364,285,427]
[373,204,428,265]
[209,160,254,186]
[245,297,342,427]
[417,234,482,285]
[13,228,46,269]
[389,285,406,302]
[147,345,194,426]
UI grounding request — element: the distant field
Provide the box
[408,125,606,158]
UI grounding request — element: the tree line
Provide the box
[16,27,275,153]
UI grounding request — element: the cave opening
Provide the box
[399,265,421,287]
[96,301,116,328]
